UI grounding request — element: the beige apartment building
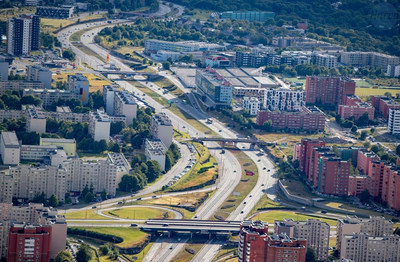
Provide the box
[150,112,173,148]
[341,233,400,262]
[274,218,330,261]
[340,52,399,69]
[336,216,394,255]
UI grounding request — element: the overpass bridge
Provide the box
[141,219,240,237]
[191,137,266,149]
[97,70,159,80]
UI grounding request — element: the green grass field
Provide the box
[41,18,75,34]
[355,87,400,98]
[70,227,149,248]
[65,209,111,220]
[256,211,337,226]
[107,207,173,219]
[191,9,213,20]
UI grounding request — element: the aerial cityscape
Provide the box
[0,0,399,261]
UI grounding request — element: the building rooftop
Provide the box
[91,109,110,122]
[40,138,76,144]
[56,106,72,113]
[1,132,19,148]
[145,139,167,155]
[153,112,172,126]
[116,90,136,105]
[27,106,46,119]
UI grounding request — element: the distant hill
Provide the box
[171,0,400,56]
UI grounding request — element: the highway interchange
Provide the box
[57,9,277,262]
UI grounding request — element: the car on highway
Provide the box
[240,211,244,214]
[267,169,270,172]
[257,159,261,162]
[163,223,169,227]
[261,184,265,186]
[92,206,97,209]
[130,223,138,227]
[263,167,266,170]
[243,202,246,204]
[219,130,222,132]
[169,246,173,249]
[233,170,236,172]
[152,195,157,198]
[137,198,142,201]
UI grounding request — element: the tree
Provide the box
[397,145,400,156]
[145,160,162,182]
[110,121,126,135]
[84,192,95,203]
[305,248,317,262]
[76,244,92,262]
[109,142,121,153]
[99,244,111,255]
[262,120,272,131]
[360,189,371,203]
[32,192,46,204]
[54,250,74,262]
[384,92,393,98]
[63,49,76,61]
[49,194,59,207]
[371,144,380,154]
[360,130,368,141]
[162,61,171,70]
[20,95,42,106]
[351,125,358,133]
[370,128,375,134]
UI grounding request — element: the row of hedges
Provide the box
[67,228,123,243]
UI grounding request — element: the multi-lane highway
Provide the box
[59,17,277,262]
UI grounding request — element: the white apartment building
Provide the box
[243,96,261,116]
[388,108,400,135]
[263,88,305,111]
[274,218,330,261]
[26,65,52,89]
[313,53,338,69]
[0,220,10,259]
[23,88,81,108]
[388,64,400,78]
[0,132,20,165]
[341,233,400,262]
[0,152,129,202]
[26,106,46,133]
[114,90,137,125]
[144,39,225,54]
[89,109,111,141]
[340,52,399,69]
[103,84,119,115]
[20,144,58,161]
[145,139,168,171]
[0,81,43,95]
[336,216,394,255]
[150,112,173,148]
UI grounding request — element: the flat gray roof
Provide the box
[1,132,19,148]
[40,138,76,144]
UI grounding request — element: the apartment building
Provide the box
[0,203,67,260]
[36,6,74,19]
[103,84,119,115]
[235,51,269,67]
[357,148,378,175]
[308,148,336,187]
[256,106,325,132]
[7,224,52,262]
[26,65,52,89]
[67,73,90,104]
[205,54,231,68]
[375,95,400,120]
[114,90,137,125]
[387,64,400,77]
[238,220,307,262]
[299,138,326,173]
[305,76,356,106]
[150,113,173,149]
[89,109,111,142]
[0,61,8,81]
[26,106,46,133]
[340,233,400,262]
[0,132,20,165]
[388,108,400,135]
[145,139,168,171]
[195,68,233,107]
[219,11,275,21]
[23,88,81,108]
[243,97,261,116]
[6,14,40,56]
[0,81,43,95]
[313,53,338,69]
[318,157,350,195]
[339,95,375,119]
[348,175,368,196]
[263,88,305,112]
[340,52,399,69]
[336,216,394,254]
[274,219,329,261]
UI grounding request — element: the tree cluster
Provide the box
[216,107,252,130]
[0,92,42,110]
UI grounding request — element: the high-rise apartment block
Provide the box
[6,14,40,56]
[67,73,90,104]
[26,106,46,133]
[145,139,168,171]
[7,224,52,262]
[388,108,400,135]
[238,220,306,262]
[338,95,375,121]
[371,95,400,120]
[336,216,394,259]
[26,65,52,89]
[274,219,330,261]
[89,109,111,141]
[0,132,20,165]
[114,90,137,125]
[313,53,338,69]
[150,113,173,148]
[305,76,355,106]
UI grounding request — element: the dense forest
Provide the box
[170,0,400,56]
